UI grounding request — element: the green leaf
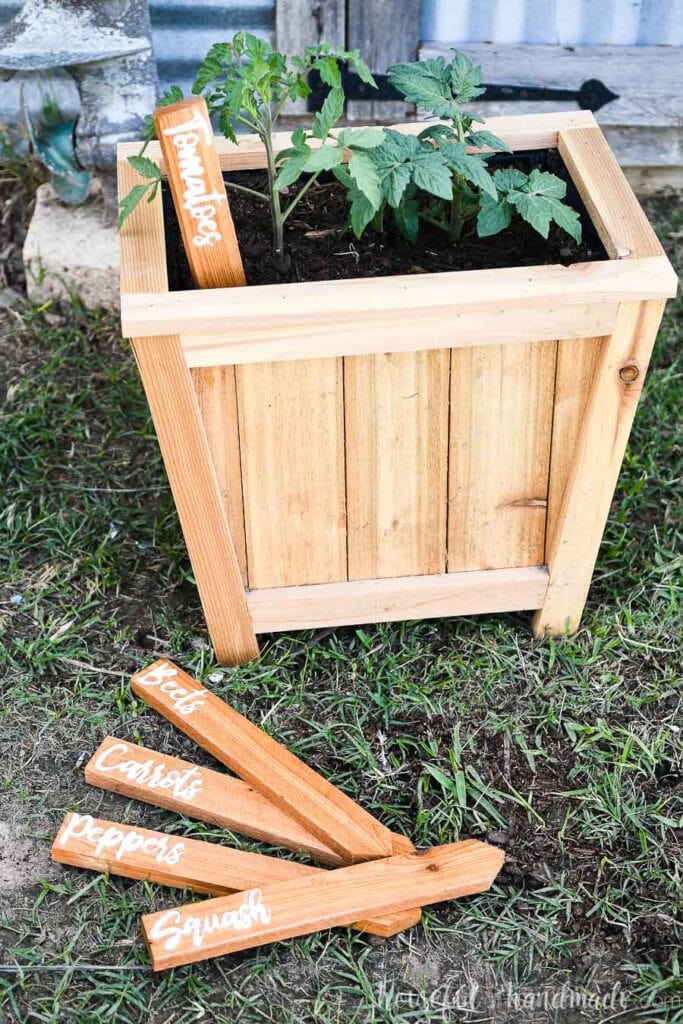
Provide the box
[117,183,151,229]
[387,58,458,119]
[274,148,311,189]
[438,140,497,199]
[411,148,453,200]
[466,129,511,153]
[337,126,385,150]
[393,197,419,242]
[492,167,528,196]
[449,50,485,103]
[127,155,162,181]
[346,49,376,86]
[507,168,582,242]
[383,162,411,207]
[312,55,342,89]
[526,167,567,198]
[347,150,381,208]
[158,85,185,108]
[192,42,230,93]
[476,193,512,237]
[303,144,344,172]
[349,190,376,238]
[311,86,344,140]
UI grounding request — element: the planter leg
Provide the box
[533,299,666,637]
[131,334,259,665]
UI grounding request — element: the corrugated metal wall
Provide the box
[421,0,683,47]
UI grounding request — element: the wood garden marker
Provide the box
[86,735,419,934]
[153,96,245,289]
[142,839,505,970]
[85,736,344,865]
[130,659,402,863]
[51,813,419,937]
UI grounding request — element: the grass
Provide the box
[0,186,681,1023]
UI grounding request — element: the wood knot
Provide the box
[619,362,640,383]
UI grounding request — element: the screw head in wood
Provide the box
[619,362,640,383]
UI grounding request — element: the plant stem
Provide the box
[262,127,287,267]
[282,170,321,222]
[224,182,270,203]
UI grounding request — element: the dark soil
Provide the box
[164,148,607,290]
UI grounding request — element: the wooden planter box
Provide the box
[118,111,677,666]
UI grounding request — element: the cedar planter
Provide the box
[118,111,677,666]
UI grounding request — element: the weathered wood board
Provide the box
[142,839,505,970]
[130,660,397,861]
[52,813,420,937]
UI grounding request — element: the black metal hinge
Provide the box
[307,71,619,113]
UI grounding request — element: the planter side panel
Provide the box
[345,350,450,580]
[448,340,557,571]
[236,358,347,589]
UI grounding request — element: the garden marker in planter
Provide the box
[153,96,245,289]
[142,839,505,970]
[51,813,417,937]
[130,660,406,863]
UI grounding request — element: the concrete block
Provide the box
[23,180,119,311]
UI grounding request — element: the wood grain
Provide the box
[559,127,665,260]
[236,358,347,588]
[191,365,248,583]
[118,110,600,167]
[85,736,343,864]
[346,0,420,121]
[544,337,605,553]
[131,660,396,861]
[175,301,619,367]
[143,839,505,970]
[153,96,245,288]
[534,300,666,635]
[448,341,557,571]
[52,813,420,938]
[246,566,549,631]
[117,155,258,665]
[345,350,450,579]
[121,249,678,343]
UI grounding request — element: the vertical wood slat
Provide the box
[117,154,258,665]
[191,366,248,584]
[448,341,557,571]
[534,300,666,636]
[237,358,347,589]
[345,350,450,580]
[544,336,605,552]
[346,0,421,121]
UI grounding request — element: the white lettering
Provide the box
[135,663,208,717]
[149,889,272,952]
[59,813,185,866]
[162,112,225,248]
[94,742,204,801]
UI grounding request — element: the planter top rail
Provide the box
[118,110,677,364]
